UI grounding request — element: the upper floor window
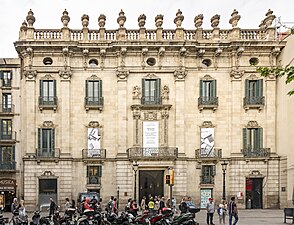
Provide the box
[244,79,264,109]
[198,76,218,111]
[142,78,161,105]
[201,165,215,184]
[0,119,13,140]
[243,127,263,151]
[87,165,102,184]
[0,71,12,88]
[39,80,57,110]
[85,80,103,111]
[0,146,15,170]
[38,128,55,157]
[2,93,12,113]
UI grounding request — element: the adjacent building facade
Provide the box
[10,8,292,211]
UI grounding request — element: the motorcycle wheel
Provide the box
[122,221,129,225]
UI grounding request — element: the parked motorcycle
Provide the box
[30,211,41,225]
[39,215,54,225]
[12,210,28,225]
[0,212,8,225]
[77,209,96,225]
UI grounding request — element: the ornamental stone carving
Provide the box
[59,69,72,80]
[174,68,187,80]
[211,14,220,28]
[155,14,164,28]
[174,9,184,28]
[61,9,70,28]
[98,14,106,28]
[117,10,126,28]
[42,121,54,128]
[161,107,169,119]
[116,68,129,80]
[138,14,146,28]
[197,49,205,57]
[20,21,28,31]
[201,121,214,128]
[132,85,141,99]
[26,9,35,27]
[23,69,37,80]
[161,85,169,100]
[230,69,244,79]
[144,111,157,121]
[194,14,204,29]
[263,9,276,27]
[132,107,141,119]
[229,9,241,28]
[88,121,100,128]
[246,121,260,128]
[81,14,89,28]
[215,48,222,57]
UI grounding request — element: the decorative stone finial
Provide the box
[263,9,276,27]
[61,9,70,28]
[26,9,35,27]
[259,21,266,30]
[20,20,28,31]
[117,10,126,28]
[155,14,164,28]
[98,14,106,28]
[229,9,241,28]
[194,14,204,29]
[211,14,220,28]
[174,9,184,28]
[81,14,89,28]
[138,14,146,28]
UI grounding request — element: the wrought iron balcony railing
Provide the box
[198,96,218,111]
[0,104,15,114]
[195,148,222,159]
[82,149,106,160]
[84,97,104,111]
[87,176,101,185]
[0,161,16,170]
[141,96,162,105]
[243,96,265,108]
[36,148,60,158]
[0,131,17,142]
[200,175,215,184]
[39,96,58,111]
[1,79,12,88]
[241,148,270,158]
[127,147,178,160]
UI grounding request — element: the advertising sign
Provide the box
[87,128,101,157]
[200,128,215,157]
[200,188,212,208]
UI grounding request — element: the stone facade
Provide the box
[12,9,290,211]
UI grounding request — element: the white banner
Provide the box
[87,128,101,157]
[143,121,159,156]
[200,128,214,157]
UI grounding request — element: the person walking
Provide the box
[206,198,215,225]
[229,197,238,225]
[49,197,57,216]
[217,200,227,225]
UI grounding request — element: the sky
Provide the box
[0,0,294,58]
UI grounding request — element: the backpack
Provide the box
[107,200,113,210]
[217,207,223,215]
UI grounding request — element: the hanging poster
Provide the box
[200,188,212,208]
[200,128,215,157]
[143,121,159,156]
[87,128,101,157]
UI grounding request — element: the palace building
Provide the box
[8,8,293,210]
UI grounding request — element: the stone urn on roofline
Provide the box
[117,10,126,28]
[61,9,70,28]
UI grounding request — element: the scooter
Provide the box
[30,211,41,225]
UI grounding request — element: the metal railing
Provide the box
[198,96,219,106]
[200,175,215,184]
[195,148,222,159]
[0,104,15,114]
[243,96,265,106]
[241,148,270,157]
[127,147,178,160]
[82,149,106,159]
[39,96,58,107]
[0,131,17,141]
[1,79,12,88]
[141,96,162,105]
[84,97,104,107]
[87,176,101,185]
[36,148,60,158]
[0,161,16,170]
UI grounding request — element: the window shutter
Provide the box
[257,128,263,149]
[245,79,250,97]
[211,80,216,97]
[200,80,203,97]
[38,128,42,150]
[212,165,216,176]
[257,79,263,97]
[12,146,15,160]
[142,78,146,103]
[98,80,102,98]
[87,166,89,177]
[156,78,161,104]
[98,165,102,177]
[53,80,57,97]
[39,80,43,97]
[0,146,2,161]
[51,129,55,150]
[0,71,3,79]
[243,128,248,149]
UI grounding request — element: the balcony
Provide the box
[0,131,17,143]
[243,96,265,111]
[36,148,60,159]
[39,96,58,111]
[200,175,214,185]
[198,96,218,112]
[0,104,15,116]
[195,148,222,160]
[0,161,16,170]
[127,147,178,160]
[241,148,270,158]
[141,96,162,105]
[82,149,106,160]
[87,176,101,185]
[84,97,104,111]
[1,79,12,89]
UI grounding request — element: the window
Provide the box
[198,79,218,108]
[142,78,161,105]
[87,165,102,184]
[244,79,264,106]
[201,165,215,184]
[89,59,98,67]
[85,80,103,106]
[0,146,15,170]
[39,80,57,106]
[0,71,12,87]
[0,119,12,140]
[2,93,12,113]
[38,128,55,157]
[243,128,263,151]
[43,57,53,65]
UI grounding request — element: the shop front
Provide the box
[0,178,16,211]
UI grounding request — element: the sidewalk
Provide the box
[195,209,285,225]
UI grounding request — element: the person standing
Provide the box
[11,198,18,213]
[217,200,227,225]
[140,196,146,211]
[229,197,238,225]
[113,198,118,215]
[206,198,215,225]
[49,197,57,216]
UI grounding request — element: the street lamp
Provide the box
[221,160,228,200]
[132,161,139,201]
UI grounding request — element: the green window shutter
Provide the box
[257,79,263,97]
[87,166,89,177]
[51,129,55,150]
[142,78,146,103]
[98,80,102,98]
[98,165,102,177]
[40,80,43,97]
[53,80,57,97]
[38,128,42,150]
[245,79,249,97]
[200,80,203,97]
[0,146,2,161]
[156,79,161,104]
[0,71,3,79]
[85,80,88,98]
[257,128,263,149]
[211,80,216,97]
[212,165,216,176]
[243,128,248,149]
[12,146,15,160]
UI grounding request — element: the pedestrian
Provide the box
[217,200,227,225]
[113,198,118,215]
[107,196,114,213]
[206,198,215,225]
[159,197,165,213]
[83,198,93,211]
[154,196,159,213]
[172,197,177,213]
[140,196,146,211]
[229,197,238,225]
[179,196,188,214]
[17,200,27,219]
[48,197,57,216]
[11,198,18,213]
[148,197,155,214]
[65,198,70,211]
[71,199,76,209]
